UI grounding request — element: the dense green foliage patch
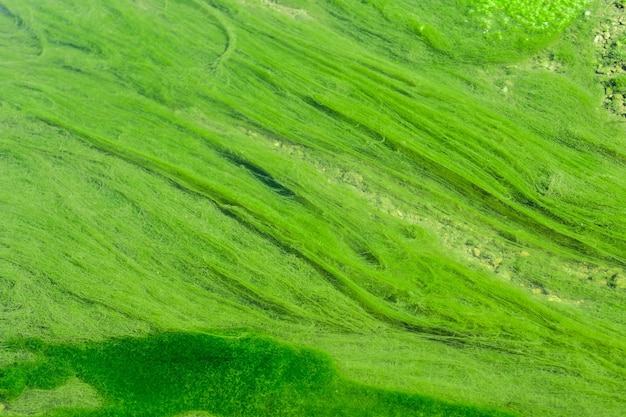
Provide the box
[1,0,625,416]
[0,332,513,416]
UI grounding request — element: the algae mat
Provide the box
[1,1,625,416]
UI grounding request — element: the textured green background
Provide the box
[1,1,625,416]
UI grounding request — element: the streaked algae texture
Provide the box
[0,0,625,416]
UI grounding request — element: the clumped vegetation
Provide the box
[0,332,514,416]
[594,0,626,115]
[469,0,591,33]
[0,0,625,416]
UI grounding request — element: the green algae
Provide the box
[0,1,625,416]
[0,332,514,417]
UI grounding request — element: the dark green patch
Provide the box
[0,332,514,417]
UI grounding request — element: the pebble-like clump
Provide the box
[595,1,626,117]
[471,0,590,35]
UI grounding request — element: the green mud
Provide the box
[1,0,625,416]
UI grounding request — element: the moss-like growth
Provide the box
[0,333,514,417]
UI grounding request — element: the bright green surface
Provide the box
[0,0,625,416]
